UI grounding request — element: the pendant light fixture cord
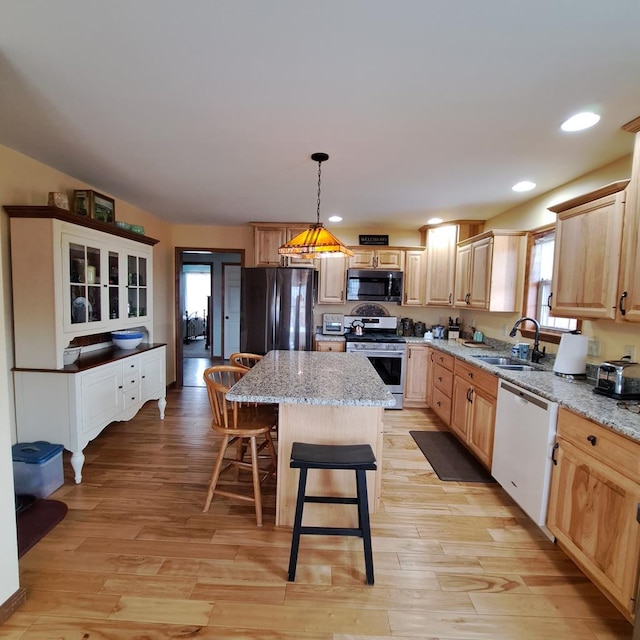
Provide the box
[316,158,323,226]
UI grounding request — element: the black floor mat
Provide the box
[410,430,496,483]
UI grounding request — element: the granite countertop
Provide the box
[420,339,640,443]
[226,350,396,408]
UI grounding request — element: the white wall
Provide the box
[0,229,19,608]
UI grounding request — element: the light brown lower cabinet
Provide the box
[314,340,345,352]
[450,359,498,469]
[547,407,640,623]
[430,350,455,425]
[404,343,428,408]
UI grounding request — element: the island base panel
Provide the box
[276,404,383,528]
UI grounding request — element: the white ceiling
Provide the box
[2,1,640,230]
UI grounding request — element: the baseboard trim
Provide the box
[0,587,27,624]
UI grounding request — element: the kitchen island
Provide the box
[226,350,395,527]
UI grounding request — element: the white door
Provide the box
[223,265,241,359]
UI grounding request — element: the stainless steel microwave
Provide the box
[346,269,404,302]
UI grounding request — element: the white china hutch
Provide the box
[4,206,166,483]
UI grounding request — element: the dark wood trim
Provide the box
[3,205,159,246]
[0,588,27,624]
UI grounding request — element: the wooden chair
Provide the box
[229,352,279,437]
[229,352,263,370]
[202,365,277,526]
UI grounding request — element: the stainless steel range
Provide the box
[343,315,406,409]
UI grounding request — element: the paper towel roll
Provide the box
[553,333,589,375]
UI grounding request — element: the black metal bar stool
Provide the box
[287,441,377,585]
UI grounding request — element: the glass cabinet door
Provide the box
[68,241,102,325]
[127,254,148,319]
[107,250,120,320]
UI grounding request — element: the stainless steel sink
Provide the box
[494,364,537,371]
[473,355,521,365]
[472,355,542,372]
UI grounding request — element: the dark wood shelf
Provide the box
[3,205,159,246]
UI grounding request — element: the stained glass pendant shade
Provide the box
[278,153,353,259]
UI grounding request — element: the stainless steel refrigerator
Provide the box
[240,267,316,354]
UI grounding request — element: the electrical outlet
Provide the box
[502,324,508,336]
[623,345,637,361]
[587,340,600,357]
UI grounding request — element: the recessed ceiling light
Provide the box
[512,181,536,192]
[427,217,443,224]
[560,111,600,132]
[328,215,342,222]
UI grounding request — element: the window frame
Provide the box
[520,224,580,344]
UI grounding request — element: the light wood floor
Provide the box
[4,388,633,639]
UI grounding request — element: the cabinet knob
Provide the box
[467,372,473,378]
[118,385,123,389]
[587,435,597,446]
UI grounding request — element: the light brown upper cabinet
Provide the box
[317,255,347,304]
[548,180,629,320]
[401,249,425,306]
[252,223,316,267]
[453,231,526,311]
[619,117,640,322]
[348,247,404,270]
[420,222,484,307]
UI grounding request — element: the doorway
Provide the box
[175,248,244,387]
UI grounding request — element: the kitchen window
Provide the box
[522,225,579,343]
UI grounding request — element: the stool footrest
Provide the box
[304,496,358,505]
[299,526,364,537]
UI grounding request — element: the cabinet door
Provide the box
[318,256,346,303]
[547,437,640,619]
[141,347,167,399]
[425,347,434,408]
[453,243,472,306]
[348,248,375,269]
[450,376,470,440]
[466,387,496,468]
[254,227,287,266]
[425,225,457,306]
[126,251,151,320]
[376,249,404,270]
[63,235,106,330]
[620,134,640,322]
[468,236,493,309]
[402,250,425,306]
[404,344,428,407]
[80,361,124,435]
[551,190,625,319]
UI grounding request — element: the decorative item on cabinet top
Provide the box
[3,206,159,246]
[73,189,115,224]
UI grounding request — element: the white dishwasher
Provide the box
[491,379,558,528]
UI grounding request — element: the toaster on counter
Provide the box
[594,359,640,399]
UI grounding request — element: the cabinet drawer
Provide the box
[454,359,498,397]
[433,363,454,397]
[557,407,640,482]
[433,350,455,371]
[431,387,452,424]
[124,389,141,410]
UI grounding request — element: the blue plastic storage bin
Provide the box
[12,441,64,498]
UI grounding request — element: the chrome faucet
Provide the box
[509,316,546,363]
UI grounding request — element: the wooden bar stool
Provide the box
[287,442,377,585]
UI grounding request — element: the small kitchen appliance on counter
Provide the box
[553,332,588,379]
[594,358,640,399]
[322,313,344,335]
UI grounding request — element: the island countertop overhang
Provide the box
[226,350,396,407]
